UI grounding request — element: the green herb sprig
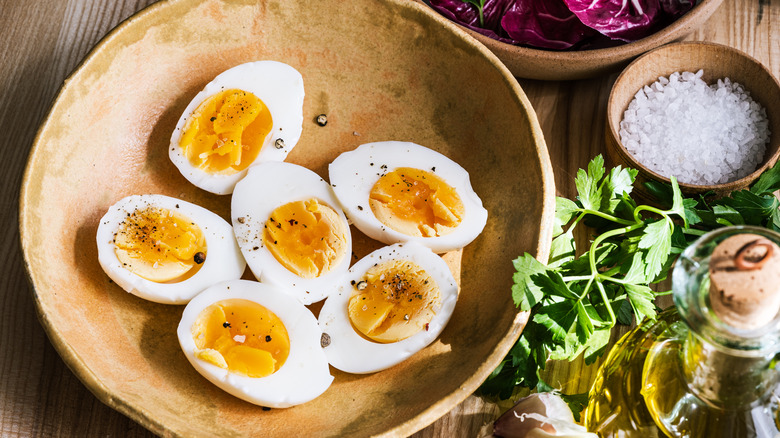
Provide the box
[481,155,780,418]
[461,0,486,27]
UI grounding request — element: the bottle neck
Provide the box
[673,227,780,409]
[682,330,777,408]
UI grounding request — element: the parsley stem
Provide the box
[579,276,595,301]
[600,276,632,285]
[567,211,586,234]
[562,275,595,282]
[596,281,616,326]
[601,266,621,277]
[588,223,644,274]
[580,209,635,226]
[588,222,643,325]
[633,205,667,222]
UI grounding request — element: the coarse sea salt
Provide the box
[619,70,770,185]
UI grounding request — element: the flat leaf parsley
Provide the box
[482,155,780,412]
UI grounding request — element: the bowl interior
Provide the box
[446,0,724,80]
[606,42,780,195]
[19,0,554,436]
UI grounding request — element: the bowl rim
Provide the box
[437,0,723,63]
[18,0,556,436]
[606,40,780,192]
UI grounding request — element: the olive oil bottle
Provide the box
[585,226,780,437]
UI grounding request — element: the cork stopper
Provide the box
[709,234,780,330]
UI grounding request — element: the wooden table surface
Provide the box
[1,0,777,436]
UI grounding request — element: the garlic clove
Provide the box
[493,393,597,438]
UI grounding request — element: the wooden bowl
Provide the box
[19,0,555,436]
[605,41,780,199]
[424,0,723,81]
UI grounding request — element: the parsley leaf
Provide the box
[625,283,657,323]
[715,190,779,225]
[511,254,546,312]
[601,166,638,213]
[575,155,604,210]
[616,299,634,325]
[669,177,688,228]
[582,327,612,365]
[554,197,580,237]
[533,300,578,344]
[638,219,672,279]
[549,230,576,268]
[750,160,780,195]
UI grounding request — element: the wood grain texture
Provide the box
[1,0,777,437]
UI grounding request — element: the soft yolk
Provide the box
[348,260,440,343]
[191,299,290,378]
[114,207,207,282]
[369,167,464,238]
[263,199,348,279]
[179,89,273,174]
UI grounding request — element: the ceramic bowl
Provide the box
[605,41,780,199]
[423,0,723,81]
[19,0,555,436]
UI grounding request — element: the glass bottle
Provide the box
[585,226,780,437]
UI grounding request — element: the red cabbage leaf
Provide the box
[501,0,599,50]
[660,0,696,16]
[428,0,519,43]
[561,0,664,42]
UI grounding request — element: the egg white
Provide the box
[318,241,458,374]
[328,141,488,253]
[169,61,305,195]
[231,162,352,305]
[96,194,246,305]
[177,280,333,408]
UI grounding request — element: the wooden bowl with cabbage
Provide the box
[423,0,724,80]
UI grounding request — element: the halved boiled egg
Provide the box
[96,194,245,304]
[318,241,458,374]
[231,162,352,305]
[177,280,333,407]
[169,61,304,195]
[328,141,487,253]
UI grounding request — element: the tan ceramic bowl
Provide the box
[426,0,723,80]
[19,0,555,436]
[606,42,780,199]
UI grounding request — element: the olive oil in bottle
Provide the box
[585,226,780,437]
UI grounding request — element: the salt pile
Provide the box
[620,70,770,185]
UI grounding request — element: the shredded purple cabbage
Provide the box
[429,0,519,44]
[562,0,662,42]
[427,0,699,50]
[501,0,599,50]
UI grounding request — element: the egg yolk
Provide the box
[263,199,348,279]
[179,89,273,174]
[348,260,440,343]
[369,167,464,238]
[191,299,290,378]
[114,207,207,282]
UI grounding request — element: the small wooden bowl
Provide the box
[605,42,780,199]
[425,0,723,80]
